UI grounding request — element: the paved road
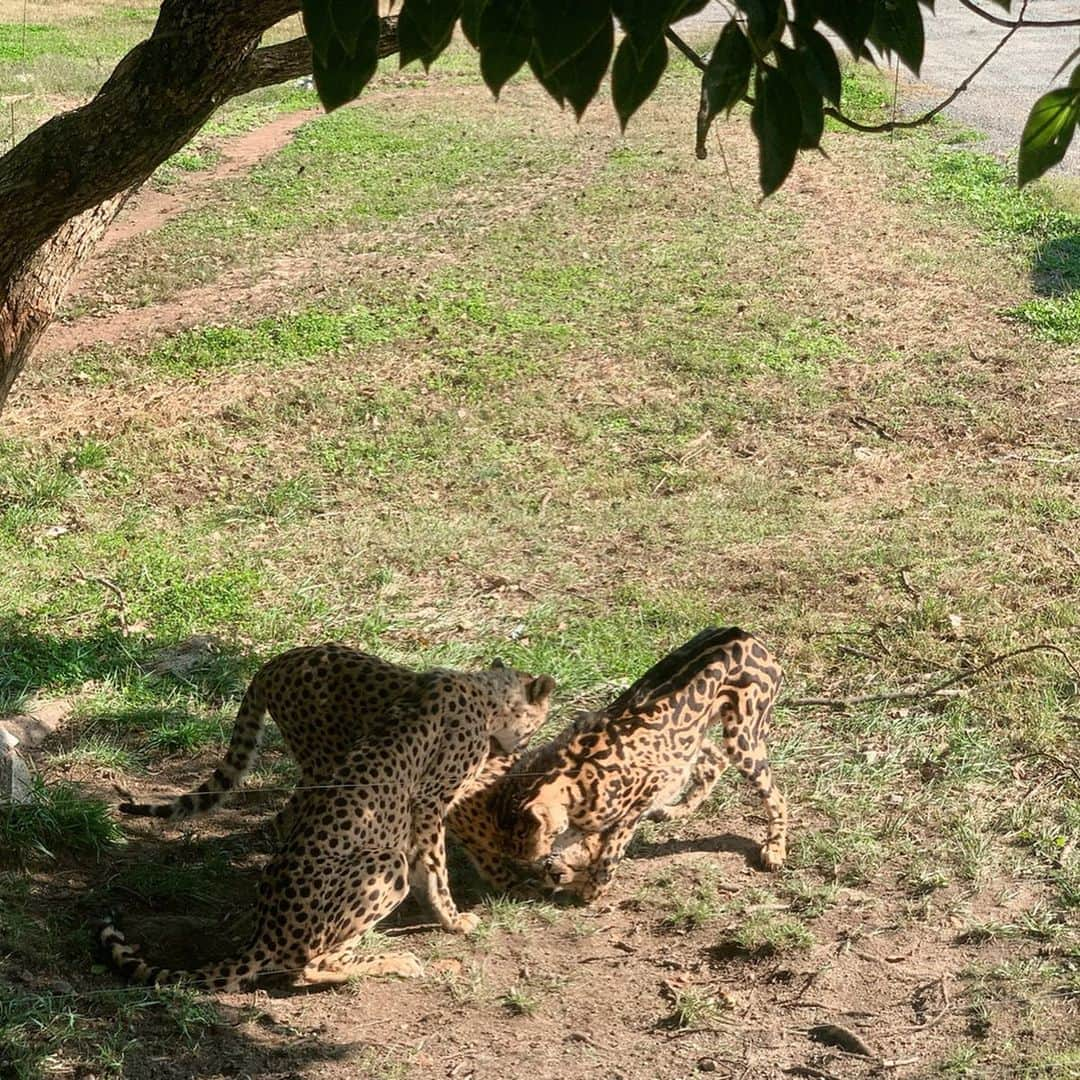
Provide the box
[685,1,1080,175]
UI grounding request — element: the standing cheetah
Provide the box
[98,663,555,990]
[118,644,421,824]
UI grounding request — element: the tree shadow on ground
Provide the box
[1033,234,1080,297]
[0,617,258,722]
[0,823,388,1079]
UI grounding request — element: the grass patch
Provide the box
[664,987,730,1029]
[0,23,73,61]
[77,303,421,379]
[0,780,123,862]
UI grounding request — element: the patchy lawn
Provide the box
[1,10,1078,1080]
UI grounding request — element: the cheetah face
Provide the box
[508,795,567,861]
[540,853,608,901]
[487,671,556,756]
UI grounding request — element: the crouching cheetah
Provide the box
[98,663,555,990]
[451,627,787,901]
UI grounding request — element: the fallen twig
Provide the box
[1026,749,1080,788]
[783,1067,840,1080]
[909,975,951,1032]
[784,643,1079,709]
[851,414,896,442]
[898,568,920,602]
[72,569,129,634]
[807,1023,875,1057]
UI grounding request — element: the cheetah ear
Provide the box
[491,657,506,669]
[526,674,556,704]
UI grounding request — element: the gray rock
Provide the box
[0,728,34,804]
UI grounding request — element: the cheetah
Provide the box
[98,663,555,990]
[449,627,786,901]
[117,644,420,825]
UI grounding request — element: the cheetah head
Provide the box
[485,664,556,756]
[508,794,568,862]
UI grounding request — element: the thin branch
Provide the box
[665,28,707,72]
[955,0,1080,29]
[668,7,1043,140]
[784,643,1080,709]
[824,4,1027,135]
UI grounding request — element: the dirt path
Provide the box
[43,107,321,359]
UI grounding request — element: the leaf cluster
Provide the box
[300,0,1080,195]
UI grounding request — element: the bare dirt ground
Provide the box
[30,744,1020,1080]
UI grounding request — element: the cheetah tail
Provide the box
[95,919,271,992]
[117,679,269,820]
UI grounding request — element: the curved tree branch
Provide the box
[954,0,1080,29]
[229,18,399,98]
[0,3,400,413]
[824,5,1028,135]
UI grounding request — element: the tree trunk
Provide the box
[0,3,398,415]
[0,193,131,409]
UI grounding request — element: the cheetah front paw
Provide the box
[759,838,786,871]
[385,952,425,979]
[450,912,481,934]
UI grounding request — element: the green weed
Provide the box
[0,780,123,862]
[664,987,729,1029]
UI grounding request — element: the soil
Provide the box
[27,740,1025,1080]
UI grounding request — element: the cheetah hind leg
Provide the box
[647,738,727,822]
[302,947,423,984]
[730,747,787,871]
[301,849,421,985]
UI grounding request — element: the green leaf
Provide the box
[696,19,753,160]
[528,46,564,107]
[671,0,712,20]
[750,66,803,195]
[530,0,611,76]
[815,0,873,57]
[611,34,668,130]
[738,0,786,53]
[776,43,824,148]
[703,21,753,117]
[461,0,487,46]
[868,0,924,75]
[302,0,336,64]
[532,17,614,117]
[478,0,533,96]
[328,0,377,57]
[793,25,841,105]
[612,0,679,49]
[1018,87,1080,188]
[311,32,380,111]
[398,0,461,67]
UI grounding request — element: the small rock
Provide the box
[47,979,74,995]
[698,1059,719,1073]
[149,635,225,677]
[0,731,33,804]
[1,698,72,748]
[429,958,462,976]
